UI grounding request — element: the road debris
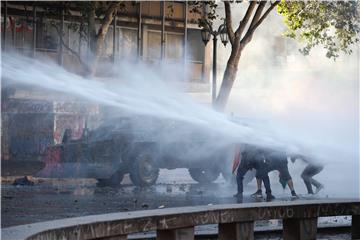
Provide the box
[12,176,34,186]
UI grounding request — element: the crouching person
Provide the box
[265,151,299,199]
[291,155,324,194]
[233,145,275,202]
[251,150,299,200]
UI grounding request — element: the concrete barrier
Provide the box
[2,199,360,240]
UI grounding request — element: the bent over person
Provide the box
[291,155,324,194]
[263,150,298,199]
[233,144,275,202]
[244,148,300,200]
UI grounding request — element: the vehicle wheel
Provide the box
[188,168,220,184]
[97,170,124,187]
[130,151,159,187]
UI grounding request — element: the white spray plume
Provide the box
[1,11,359,197]
[212,7,359,197]
[2,52,296,152]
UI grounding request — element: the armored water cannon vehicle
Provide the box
[39,115,238,186]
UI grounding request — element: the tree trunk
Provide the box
[89,29,108,76]
[88,2,119,76]
[214,42,243,111]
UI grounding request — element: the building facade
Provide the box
[1,1,212,167]
[1,1,211,82]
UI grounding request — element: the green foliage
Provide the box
[278,0,360,59]
[188,1,219,28]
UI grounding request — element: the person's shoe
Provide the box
[233,192,242,198]
[291,190,299,199]
[266,194,276,202]
[251,190,263,198]
[314,184,324,194]
[233,193,243,203]
[237,196,243,203]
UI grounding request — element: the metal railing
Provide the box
[2,199,360,240]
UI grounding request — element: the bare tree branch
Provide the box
[224,1,235,45]
[79,21,88,42]
[248,1,266,29]
[51,22,89,72]
[241,1,280,45]
[235,1,257,38]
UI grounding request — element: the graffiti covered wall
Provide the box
[2,99,54,161]
[1,99,99,162]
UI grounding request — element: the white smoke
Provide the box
[1,52,296,161]
[212,5,359,197]
[1,5,359,197]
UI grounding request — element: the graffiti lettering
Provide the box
[2,99,53,113]
[54,102,99,114]
[258,207,295,219]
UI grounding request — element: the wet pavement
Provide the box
[2,169,241,227]
[1,168,351,235]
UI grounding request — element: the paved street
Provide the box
[1,168,348,228]
[1,169,354,240]
[1,169,242,227]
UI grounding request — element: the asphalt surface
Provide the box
[1,169,245,227]
[1,168,351,236]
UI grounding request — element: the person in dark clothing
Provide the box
[234,145,298,202]
[250,149,298,199]
[259,150,298,198]
[252,151,275,201]
[291,155,324,194]
[234,145,276,202]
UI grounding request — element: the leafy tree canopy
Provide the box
[191,1,359,59]
[278,0,359,59]
[188,1,359,109]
